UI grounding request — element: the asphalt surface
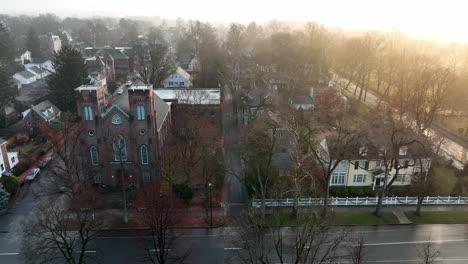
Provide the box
[222,88,247,205]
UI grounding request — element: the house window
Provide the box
[84,106,93,120]
[112,114,122,124]
[11,157,15,164]
[399,146,408,156]
[330,172,345,185]
[0,164,3,171]
[143,171,151,182]
[137,105,145,120]
[169,82,174,85]
[93,173,102,184]
[113,136,127,161]
[179,81,184,86]
[140,145,149,164]
[354,161,359,170]
[395,174,406,183]
[375,160,384,168]
[353,174,366,183]
[90,146,99,165]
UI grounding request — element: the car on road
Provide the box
[38,157,52,168]
[126,81,132,86]
[25,168,40,181]
[117,89,124,95]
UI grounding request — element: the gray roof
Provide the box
[16,70,36,79]
[155,94,170,131]
[0,138,6,145]
[175,67,191,80]
[28,66,42,75]
[31,100,61,121]
[290,96,314,105]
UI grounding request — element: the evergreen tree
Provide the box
[0,21,16,71]
[26,26,42,59]
[0,183,10,209]
[48,46,89,113]
[0,66,18,127]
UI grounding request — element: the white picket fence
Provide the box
[252,196,468,208]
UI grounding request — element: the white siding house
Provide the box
[164,67,192,88]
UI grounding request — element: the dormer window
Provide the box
[399,146,408,156]
[112,114,122,124]
[359,146,368,156]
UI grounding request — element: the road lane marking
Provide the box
[0,253,19,256]
[364,238,468,246]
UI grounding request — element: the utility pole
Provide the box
[208,182,213,227]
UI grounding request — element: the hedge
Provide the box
[172,183,194,199]
[329,186,376,197]
[1,176,20,194]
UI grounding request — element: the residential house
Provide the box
[13,70,37,86]
[163,67,192,88]
[21,100,61,130]
[0,138,19,178]
[15,50,32,65]
[39,33,62,58]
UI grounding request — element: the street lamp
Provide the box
[208,182,213,227]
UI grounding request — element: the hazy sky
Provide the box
[2,0,467,42]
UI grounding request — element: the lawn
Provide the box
[405,211,468,224]
[11,144,35,153]
[328,212,399,225]
[257,212,399,226]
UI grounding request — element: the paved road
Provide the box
[333,75,467,170]
[222,88,247,205]
[20,225,468,264]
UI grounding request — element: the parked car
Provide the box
[117,89,124,95]
[38,157,52,168]
[25,168,40,181]
[126,81,132,86]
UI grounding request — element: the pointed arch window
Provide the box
[112,114,122,124]
[140,145,149,164]
[113,136,127,161]
[90,146,99,165]
[137,105,145,120]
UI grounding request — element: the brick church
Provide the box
[74,84,221,187]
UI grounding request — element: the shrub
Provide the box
[329,186,348,197]
[12,161,32,176]
[172,183,194,199]
[0,183,10,209]
[1,176,20,195]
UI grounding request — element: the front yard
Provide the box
[405,211,468,224]
[328,212,399,225]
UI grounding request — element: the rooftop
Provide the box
[75,85,101,91]
[154,88,221,105]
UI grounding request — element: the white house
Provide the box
[0,138,19,178]
[15,50,32,65]
[13,70,37,85]
[163,67,192,88]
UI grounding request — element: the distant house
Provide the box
[21,100,61,130]
[13,70,37,85]
[15,50,32,65]
[314,84,349,113]
[83,47,131,81]
[180,55,201,74]
[0,138,19,178]
[25,60,54,74]
[39,33,62,58]
[163,67,191,88]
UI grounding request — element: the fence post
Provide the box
[355,197,358,205]
[309,197,311,205]
[426,196,429,203]
[448,196,451,203]
[365,197,368,205]
[458,196,461,204]
[345,197,348,206]
[437,196,440,204]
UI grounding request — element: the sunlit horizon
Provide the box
[2,0,468,43]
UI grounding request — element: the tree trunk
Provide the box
[375,188,384,217]
[123,184,128,224]
[416,196,424,216]
[322,184,330,217]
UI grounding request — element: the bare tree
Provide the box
[231,210,352,264]
[137,43,175,88]
[416,240,440,264]
[21,189,105,264]
[133,180,189,264]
